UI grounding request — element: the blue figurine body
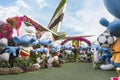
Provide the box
[100,47,112,64]
[97,0,120,70]
[13,34,36,58]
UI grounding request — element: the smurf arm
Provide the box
[33,47,48,55]
[5,46,20,56]
[33,39,39,46]
[99,18,109,27]
[33,38,52,46]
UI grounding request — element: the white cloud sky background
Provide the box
[0,0,114,42]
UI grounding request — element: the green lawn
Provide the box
[0,62,117,80]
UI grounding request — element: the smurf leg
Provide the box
[100,64,115,70]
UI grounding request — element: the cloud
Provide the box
[35,0,48,8]
[0,0,115,43]
[0,6,21,21]
[15,0,30,9]
[0,0,30,21]
[62,0,114,41]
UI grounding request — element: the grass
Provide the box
[0,62,117,80]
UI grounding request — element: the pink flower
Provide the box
[6,16,23,36]
[111,77,118,80]
[0,24,13,40]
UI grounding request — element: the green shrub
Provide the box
[13,57,33,72]
[0,61,11,68]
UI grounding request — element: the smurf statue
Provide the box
[98,0,120,70]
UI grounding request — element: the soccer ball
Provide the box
[97,32,114,48]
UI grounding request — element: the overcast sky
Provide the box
[0,0,114,42]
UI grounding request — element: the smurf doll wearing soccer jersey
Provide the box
[98,0,120,70]
[97,32,114,70]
